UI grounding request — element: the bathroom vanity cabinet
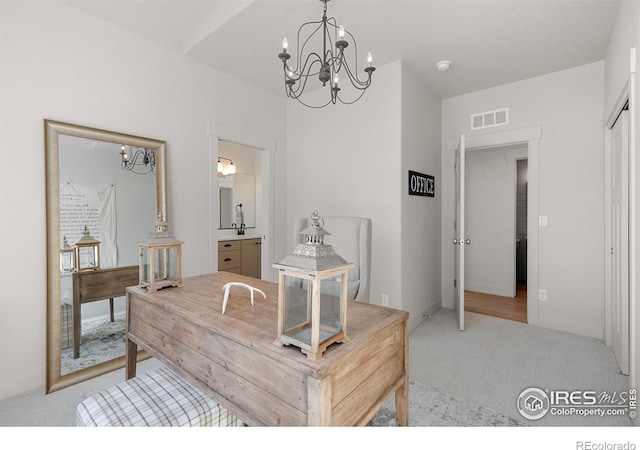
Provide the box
[218,237,261,279]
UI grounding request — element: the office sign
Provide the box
[408,170,435,197]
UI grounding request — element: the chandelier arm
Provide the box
[295,95,333,109]
[122,147,155,174]
[336,87,367,105]
[284,51,324,82]
[286,57,324,98]
[297,52,325,80]
[292,20,324,73]
[338,57,373,89]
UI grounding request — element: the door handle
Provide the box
[452,239,471,246]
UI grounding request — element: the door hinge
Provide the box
[454,278,457,288]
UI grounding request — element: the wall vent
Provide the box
[470,107,509,130]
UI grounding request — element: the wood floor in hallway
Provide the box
[464,283,527,323]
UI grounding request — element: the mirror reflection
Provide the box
[218,141,259,231]
[46,120,166,393]
[58,135,156,375]
[219,173,255,229]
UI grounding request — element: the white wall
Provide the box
[603,0,640,423]
[286,60,442,331]
[286,60,403,313]
[400,63,442,329]
[0,2,287,400]
[442,62,605,339]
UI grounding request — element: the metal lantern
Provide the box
[60,235,76,272]
[75,226,101,272]
[138,212,183,292]
[273,210,353,361]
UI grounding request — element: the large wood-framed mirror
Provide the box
[45,119,166,393]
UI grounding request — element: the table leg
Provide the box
[109,298,114,322]
[125,290,137,379]
[307,376,332,426]
[395,378,409,426]
[73,276,80,359]
[126,337,137,380]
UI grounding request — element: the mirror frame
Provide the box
[45,119,166,393]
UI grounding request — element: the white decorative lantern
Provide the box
[75,226,100,272]
[272,210,353,361]
[138,213,183,292]
[60,235,76,272]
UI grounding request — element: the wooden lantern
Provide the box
[60,235,76,272]
[272,210,353,361]
[138,213,183,292]
[75,226,100,272]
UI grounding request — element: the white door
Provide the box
[454,135,468,331]
[611,110,629,375]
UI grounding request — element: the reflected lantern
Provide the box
[75,226,100,272]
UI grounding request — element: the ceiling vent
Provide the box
[470,107,509,130]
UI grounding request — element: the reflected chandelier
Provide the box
[120,145,155,175]
[278,0,375,108]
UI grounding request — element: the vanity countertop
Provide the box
[217,234,261,241]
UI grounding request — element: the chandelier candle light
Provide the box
[278,0,375,107]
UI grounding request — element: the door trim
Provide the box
[442,126,541,325]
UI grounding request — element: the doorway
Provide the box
[462,145,528,323]
[208,122,276,281]
[607,106,630,375]
[443,126,541,329]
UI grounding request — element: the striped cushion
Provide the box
[76,367,242,427]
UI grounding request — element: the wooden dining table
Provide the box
[125,271,409,426]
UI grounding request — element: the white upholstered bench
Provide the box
[76,367,243,427]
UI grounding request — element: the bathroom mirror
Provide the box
[219,173,256,229]
[45,119,166,393]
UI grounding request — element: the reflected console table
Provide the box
[73,265,138,359]
[125,271,409,426]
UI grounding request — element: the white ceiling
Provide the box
[66,0,620,99]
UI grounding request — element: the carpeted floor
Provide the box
[0,308,633,428]
[368,380,527,426]
[408,309,632,427]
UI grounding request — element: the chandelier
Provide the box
[278,0,375,108]
[120,145,155,175]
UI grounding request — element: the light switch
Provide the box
[539,215,548,227]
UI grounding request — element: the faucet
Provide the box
[235,204,245,235]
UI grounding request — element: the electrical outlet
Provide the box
[538,289,548,302]
[381,294,389,306]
